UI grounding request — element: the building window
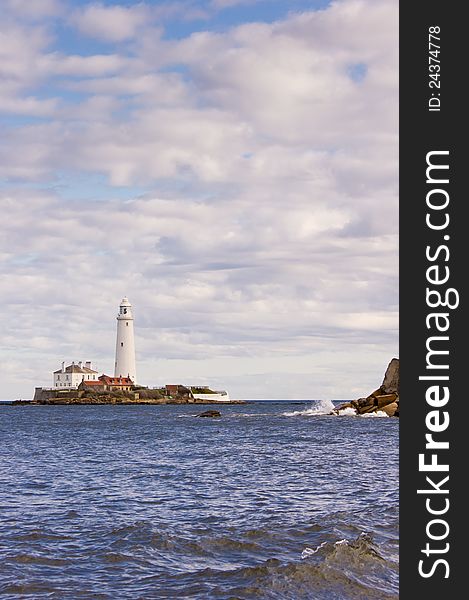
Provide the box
[66,375,69,380]
[126,322,129,326]
[57,375,60,380]
[121,342,124,347]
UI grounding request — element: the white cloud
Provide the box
[0,21,51,85]
[65,73,188,102]
[40,53,129,77]
[69,2,151,42]
[210,0,258,8]
[0,95,58,117]
[4,0,63,19]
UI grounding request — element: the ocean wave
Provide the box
[301,532,384,562]
[283,399,335,416]
[1,519,398,599]
[178,532,397,600]
[5,553,68,566]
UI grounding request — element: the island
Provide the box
[13,383,245,405]
[11,299,244,406]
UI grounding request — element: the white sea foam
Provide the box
[301,541,327,558]
[283,399,336,417]
[234,413,272,417]
[360,410,389,418]
[301,533,374,559]
[336,407,357,416]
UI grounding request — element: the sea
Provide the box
[0,400,398,599]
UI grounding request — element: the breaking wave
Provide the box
[283,402,392,419]
[283,399,336,416]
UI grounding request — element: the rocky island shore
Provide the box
[333,358,399,417]
[12,386,246,406]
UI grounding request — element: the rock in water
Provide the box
[334,358,400,417]
[197,410,221,418]
[381,402,399,417]
[381,358,400,395]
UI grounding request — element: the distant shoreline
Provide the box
[5,398,247,406]
[0,399,335,405]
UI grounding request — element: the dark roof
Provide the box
[54,363,98,374]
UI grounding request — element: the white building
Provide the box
[53,361,99,389]
[190,388,231,402]
[114,297,137,383]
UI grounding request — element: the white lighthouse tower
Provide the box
[114,297,137,383]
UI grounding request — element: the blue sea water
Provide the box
[0,401,398,599]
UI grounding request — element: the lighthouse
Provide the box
[114,297,137,383]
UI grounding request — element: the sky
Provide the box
[1,0,398,400]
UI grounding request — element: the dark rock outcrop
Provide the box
[381,358,399,395]
[197,410,221,418]
[334,358,399,417]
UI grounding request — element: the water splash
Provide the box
[283,399,335,416]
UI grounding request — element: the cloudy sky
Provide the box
[1,0,398,400]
